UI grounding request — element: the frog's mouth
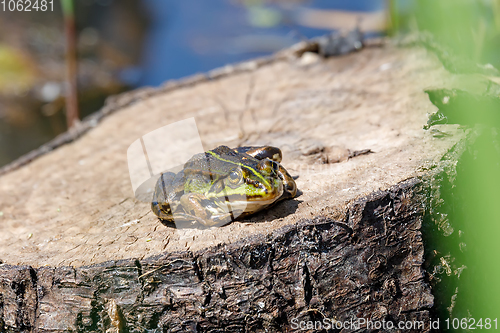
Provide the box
[208,195,282,218]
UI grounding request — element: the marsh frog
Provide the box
[151,146,296,227]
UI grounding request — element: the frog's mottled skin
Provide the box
[151,146,296,227]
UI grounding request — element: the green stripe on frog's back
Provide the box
[206,150,271,187]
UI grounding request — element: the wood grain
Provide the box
[0,41,465,331]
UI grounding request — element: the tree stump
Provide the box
[0,40,465,332]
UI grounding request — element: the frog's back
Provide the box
[184,146,260,177]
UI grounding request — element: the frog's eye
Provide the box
[227,168,243,187]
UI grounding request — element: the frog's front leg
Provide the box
[179,193,232,227]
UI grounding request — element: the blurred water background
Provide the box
[0,0,386,166]
[139,0,385,86]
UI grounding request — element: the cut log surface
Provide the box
[0,41,464,332]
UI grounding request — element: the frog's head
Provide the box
[183,146,285,216]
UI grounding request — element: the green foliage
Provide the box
[392,0,500,326]
[0,45,36,94]
[395,0,500,66]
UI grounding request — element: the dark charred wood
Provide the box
[0,178,433,332]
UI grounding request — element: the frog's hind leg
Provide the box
[234,146,282,162]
